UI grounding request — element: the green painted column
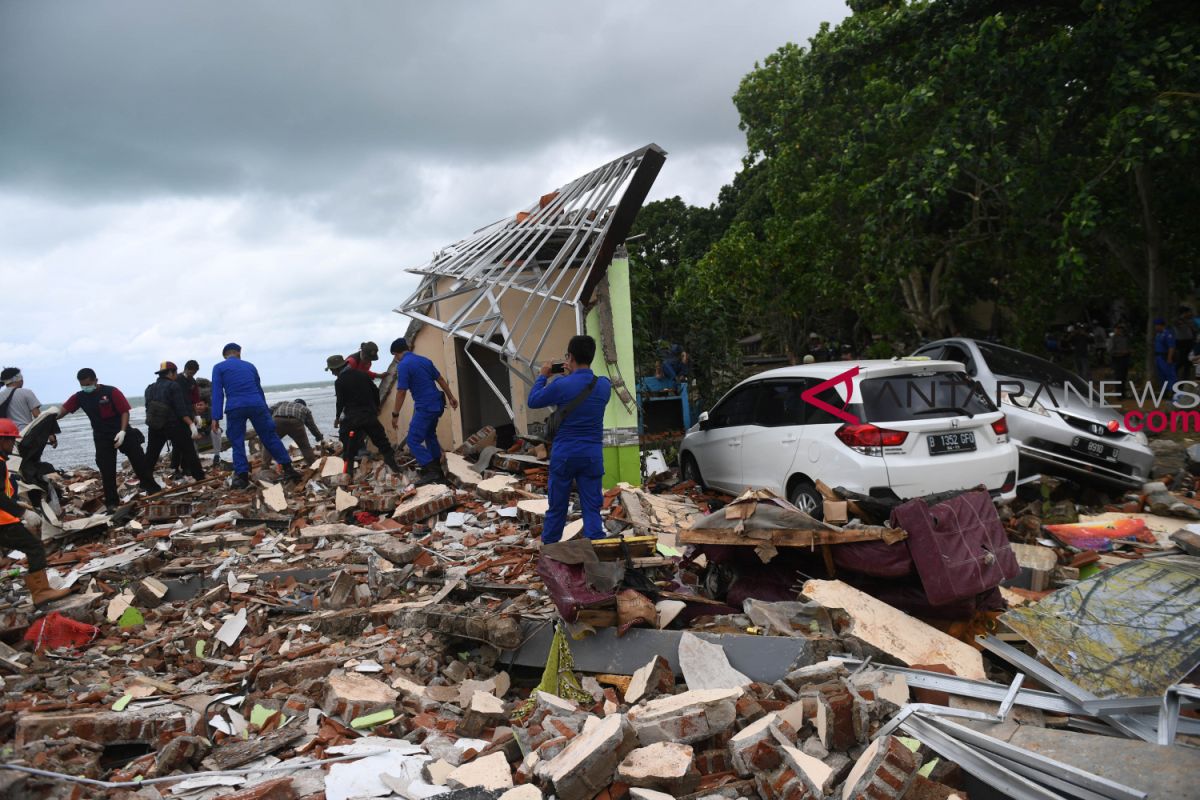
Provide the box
[586,249,641,489]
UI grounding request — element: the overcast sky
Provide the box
[0,0,849,403]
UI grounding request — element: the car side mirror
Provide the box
[966,363,978,377]
[698,411,710,430]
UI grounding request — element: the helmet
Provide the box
[0,418,20,438]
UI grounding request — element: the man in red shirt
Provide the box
[345,341,381,379]
[57,368,162,510]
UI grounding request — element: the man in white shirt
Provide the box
[0,367,42,430]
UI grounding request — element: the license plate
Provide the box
[1071,436,1119,463]
[927,431,976,455]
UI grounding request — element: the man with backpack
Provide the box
[0,367,44,432]
[57,368,162,510]
[527,335,612,544]
[329,354,401,478]
[143,361,206,483]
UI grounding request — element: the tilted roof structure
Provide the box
[395,143,666,379]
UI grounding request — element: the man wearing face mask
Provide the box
[57,368,162,510]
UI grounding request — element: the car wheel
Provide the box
[789,481,823,519]
[680,452,705,488]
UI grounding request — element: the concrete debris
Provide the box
[0,419,1193,800]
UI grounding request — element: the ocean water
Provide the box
[46,381,339,470]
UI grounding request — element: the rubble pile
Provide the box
[0,431,1197,799]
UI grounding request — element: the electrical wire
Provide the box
[0,749,387,790]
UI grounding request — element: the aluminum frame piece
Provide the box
[396,144,667,397]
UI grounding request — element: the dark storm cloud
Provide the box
[0,0,847,200]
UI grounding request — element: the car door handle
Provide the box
[728,441,741,447]
[781,437,799,444]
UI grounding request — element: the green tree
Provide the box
[720,0,1199,361]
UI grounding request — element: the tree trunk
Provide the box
[1134,163,1167,381]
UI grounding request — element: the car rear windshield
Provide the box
[976,342,1090,393]
[861,372,995,422]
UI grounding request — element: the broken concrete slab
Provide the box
[625,655,675,704]
[543,713,638,800]
[446,751,513,791]
[678,631,751,690]
[802,580,985,680]
[497,786,542,800]
[458,690,507,737]
[617,741,699,795]
[627,688,741,745]
[394,483,457,523]
[321,673,399,721]
[841,735,921,800]
[261,482,288,513]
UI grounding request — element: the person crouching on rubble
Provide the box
[211,343,301,490]
[0,419,73,606]
[389,337,458,481]
[328,354,402,477]
[56,368,162,511]
[528,335,612,544]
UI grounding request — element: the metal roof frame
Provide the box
[395,144,666,383]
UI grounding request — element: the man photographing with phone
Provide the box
[528,335,611,544]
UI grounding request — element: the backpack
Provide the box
[0,390,15,420]
[545,376,599,446]
[143,384,174,431]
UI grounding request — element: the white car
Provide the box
[678,359,1019,516]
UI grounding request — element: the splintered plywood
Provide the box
[802,580,985,680]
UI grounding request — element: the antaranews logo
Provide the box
[800,365,861,425]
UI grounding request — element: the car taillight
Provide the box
[835,423,908,455]
[991,415,1009,442]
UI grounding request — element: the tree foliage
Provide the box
[630,0,1200,399]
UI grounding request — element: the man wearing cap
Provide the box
[0,419,73,606]
[57,368,162,510]
[143,361,206,483]
[328,354,401,476]
[210,344,299,489]
[263,399,324,467]
[389,337,458,480]
[346,342,381,379]
[1153,317,1177,393]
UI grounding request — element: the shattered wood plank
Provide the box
[678,526,906,548]
[209,719,306,769]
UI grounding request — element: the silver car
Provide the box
[911,338,1154,488]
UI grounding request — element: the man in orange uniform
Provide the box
[0,419,73,606]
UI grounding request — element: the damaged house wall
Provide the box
[381,144,667,475]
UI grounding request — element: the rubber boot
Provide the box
[281,463,301,482]
[383,451,402,474]
[231,473,251,490]
[25,569,73,607]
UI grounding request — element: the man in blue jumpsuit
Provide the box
[210,343,299,489]
[390,337,458,480]
[1153,317,1178,394]
[527,335,612,544]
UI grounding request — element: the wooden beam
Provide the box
[678,526,906,548]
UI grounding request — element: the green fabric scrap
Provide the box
[117,606,144,629]
[512,624,594,721]
[351,709,396,729]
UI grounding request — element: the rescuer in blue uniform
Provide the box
[210,343,299,489]
[390,337,458,481]
[1153,317,1178,394]
[527,335,612,544]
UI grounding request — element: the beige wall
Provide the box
[379,271,584,451]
